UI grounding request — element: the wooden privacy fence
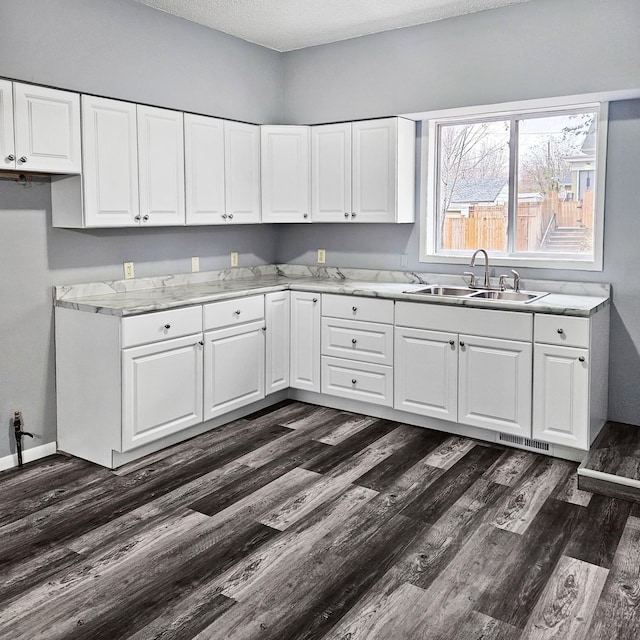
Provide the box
[443,189,594,251]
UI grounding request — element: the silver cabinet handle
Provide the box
[6,154,15,162]
[234,310,241,315]
[143,215,149,221]
[352,306,357,312]
[557,328,564,334]
[460,341,465,347]
[228,214,234,220]
[352,379,357,384]
[351,338,357,344]
[18,156,27,163]
[222,214,227,219]
[579,356,586,362]
[351,212,356,218]
[449,340,455,346]
[344,212,349,218]
[164,324,171,329]
[312,298,318,303]
[134,215,141,221]
[303,213,308,219]
[262,326,267,331]
[198,340,204,346]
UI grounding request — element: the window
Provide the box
[422,101,607,270]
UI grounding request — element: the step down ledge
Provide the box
[577,465,640,503]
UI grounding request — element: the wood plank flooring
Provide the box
[1,400,639,640]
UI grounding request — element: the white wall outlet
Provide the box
[191,256,200,272]
[230,251,239,267]
[317,249,326,264]
[123,262,135,279]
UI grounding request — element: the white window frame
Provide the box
[419,97,609,271]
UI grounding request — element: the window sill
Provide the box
[419,253,603,272]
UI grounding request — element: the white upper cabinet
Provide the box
[81,96,140,227]
[184,113,226,225]
[311,123,352,222]
[261,125,311,223]
[224,121,261,224]
[137,104,185,226]
[352,118,415,223]
[0,80,15,170]
[12,83,81,173]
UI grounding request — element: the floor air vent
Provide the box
[498,433,550,453]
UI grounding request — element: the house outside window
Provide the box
[421,100,608,271]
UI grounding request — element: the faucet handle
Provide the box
[511,270,521,292]
[463,271,476,288]
[498,274,508,291]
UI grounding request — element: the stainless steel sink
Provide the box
[406,286,476,297]
[470,290,548,303]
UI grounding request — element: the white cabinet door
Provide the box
[122,334,203,451]
[394,327,458,421]
[533,343,590,448]
[261,125,310,223]
[137,105,185,226]
[82,95,139,227]
[13,83,81,173]
[265,291,290,395]
[0,79,15,169]
[203,321,265,420]
[458,334,532,437]
[224,121,261,224]
[311,122,352,222]
[185,113,226,225]
[290,291,321,392]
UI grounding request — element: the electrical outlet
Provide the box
[123,262,135,279]
[230,252,239,268]
[317,249,326,264]
[191,256,200,273]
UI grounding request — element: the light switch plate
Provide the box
[191,256,200,272]
[123,262,135,279]
[230,252,239,267]
[317,249,326,264]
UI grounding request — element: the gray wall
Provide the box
[0,0,282,459]
[277,0,640,426]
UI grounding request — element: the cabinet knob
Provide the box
[134,215,141,221]
[164,324,171,329]
[228,214,234,220]
[344,212,349,218]
[6,154,15,162]
[352,306,357,312]
[143,215,149,221]
[198,340,204,346]
[579,356,586,362]
[234,310,241,315]
[18,156,27,163]
[459,341,465,347]
[557,328,564,334]
[303,213,308,219]
[351,338,357,344]
[351,212,356,218]
[312,298,318,303]
[262,326,267,332]
[222,214,227,219]
[449,340,455,346]
[352,379,357,384]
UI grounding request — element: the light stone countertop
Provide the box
[54,264,610,318]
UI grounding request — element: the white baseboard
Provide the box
[0,442,58,472]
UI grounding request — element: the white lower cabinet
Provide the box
[265,291,290,394]
[122,333,203,451]
[290,291,321,392]
[203,321,265,419]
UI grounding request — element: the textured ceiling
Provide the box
[135,0,535,51]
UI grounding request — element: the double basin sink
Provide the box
[405,285,549,303]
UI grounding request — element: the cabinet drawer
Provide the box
[322,294,394,324]
[534,314,590,348]
[203,295,264,330]
[321,317,393,365]
[121,306,202,348]
[321,356,393,407]
[395,302,532,342]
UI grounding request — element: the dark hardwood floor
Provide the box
[1,400,639,639]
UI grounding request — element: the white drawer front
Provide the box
[121,306,202,348]
[534,314,590,348]
[203,295,264,330]
[321,356,393,407]
[322,294,394,324]
[322,317,393,365]
[395,301,532,342]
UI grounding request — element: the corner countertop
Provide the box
[54,264,611,318]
